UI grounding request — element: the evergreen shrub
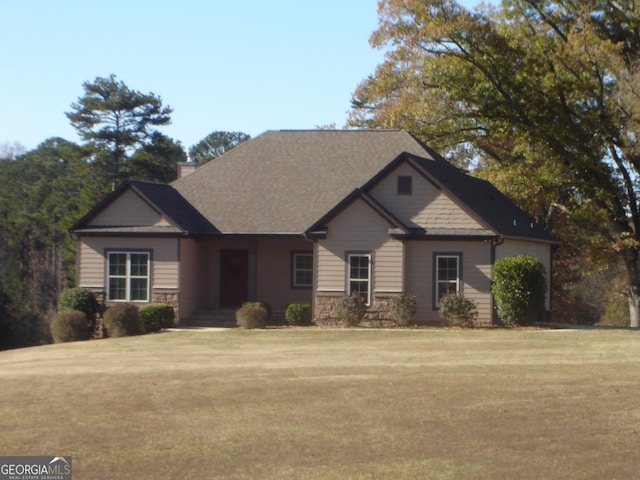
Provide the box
[50,310,90,343]
[236,306,267,329]
[492,255,547,325]
[242,301,271,320]
[103,304,141,337]
[139,304,175,333]
[390,295,417,327]
[285,303,313,326]
[438,293,478,327]
[336,294,367,327]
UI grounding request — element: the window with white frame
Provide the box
[292,252,313,288]
[435,254,461,306]
[107,251,150,302]
[348,253,372,305]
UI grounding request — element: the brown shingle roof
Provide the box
[172,130,432,234]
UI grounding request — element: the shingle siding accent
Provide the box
[369,161,484,230]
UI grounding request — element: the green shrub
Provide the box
[242,301,271,320]
[139,304,175,333]
[285,303,313,326]
[58,288,99,332]
[236,306,267,329]
[103,304,141,337]
[438,293,478,327]
[50,310,90,343]
[390,295,417,327]
[336,294,368,327]
[492,255,547,325]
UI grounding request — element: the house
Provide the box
[71,130,557,326]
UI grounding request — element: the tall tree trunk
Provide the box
[625,252,640,327]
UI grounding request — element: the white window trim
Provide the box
[347,253,372,306]
[435,254,461,307]
[107,251,150,302]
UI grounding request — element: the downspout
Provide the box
[491,235,504,325]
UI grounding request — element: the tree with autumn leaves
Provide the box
[350,0,640,326]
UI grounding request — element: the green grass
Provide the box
[1,328,639,479]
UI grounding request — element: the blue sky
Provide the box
[1,0,489,152]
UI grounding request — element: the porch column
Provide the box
[248,239,258,301]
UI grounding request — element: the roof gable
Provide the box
[172,130,432,234]
[71,181,217,235]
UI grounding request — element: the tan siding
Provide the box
[405,240,493,324]
[257,239,314,313]
[317,198,404,294]
[370,162,484,230]
[89,190,170,226]
[76,236,179,293]
[496,239,553,310]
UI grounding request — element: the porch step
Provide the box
[185,309,238,328]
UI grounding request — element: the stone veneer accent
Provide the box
[314,293,405,327]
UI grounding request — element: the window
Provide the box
[397,175,412,195]
[292,252,313,288]
[107,252,150,302]
[435,254,461,306]
[348,253,372,305]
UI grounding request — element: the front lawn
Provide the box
[0,328,638,479]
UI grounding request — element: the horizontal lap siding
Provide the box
[257,240,314,312]
[317,198,403,294]
[89,189,169,226]
[77,237,179,289]
[406,240,493,324]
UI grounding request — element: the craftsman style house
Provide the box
[71,130,557,325]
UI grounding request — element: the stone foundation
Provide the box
[314,293,404,327]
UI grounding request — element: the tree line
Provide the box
[349,0,639,327]
[0,74,249,348]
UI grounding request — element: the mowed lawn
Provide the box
[1,328,639,479]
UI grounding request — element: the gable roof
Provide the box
[172,130,431,234]
[71,180,216,235]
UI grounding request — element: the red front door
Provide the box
[220,250,249,308]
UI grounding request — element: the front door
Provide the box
[220,250,249,308]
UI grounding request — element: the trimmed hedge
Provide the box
[103,304,141,337]
[389,295,417,327]
[236,306,267,329]
[242,301,271,320]
[438,293,478,327]
[58,287,99,333]
[50,310,90,343]
[492,255,547,325]
[285,303,313,326]
[139,304,175,333]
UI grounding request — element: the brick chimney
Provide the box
[177,155,197,178]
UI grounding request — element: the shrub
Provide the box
[285,303,313,326]
[139,304,175,333]
[50,310,90,343]
[242,301,271,320]
[58,287,99,332]
[438,293,478,327]
[103,304,141,337]
[492,255,547,325]
[389,295,417,327]
[236,306,267,329]
[336,294,367,327]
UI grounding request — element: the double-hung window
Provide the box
[348,253,372,305]
[435,254,461,306]
[292,252,313,288]
[107,252,150,302]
